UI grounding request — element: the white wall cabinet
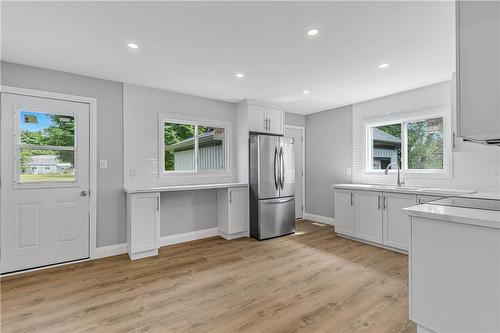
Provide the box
[127,192,160,260]
[354,191,383,243]
[457,1,500,141]
[247,103,284,135]
[334,190,355,236]
[383,193,417,251]
[217,186,249,239]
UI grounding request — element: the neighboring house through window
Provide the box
[366,111,450,175]
[160,116,230,176]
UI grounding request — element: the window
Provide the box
[367,114,448,173]
[17,110,76,183]
[162,120,227,173]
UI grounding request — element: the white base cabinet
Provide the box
[409,216,500,333]
[335,189,417,252]
[217,186,249,239]
[127,192,160,260]
[383,193,417,251]
[333,190,355,236]
[355,191,383,243]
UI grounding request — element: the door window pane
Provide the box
[371,123,402,170]
[20,111,75,146]
[19,149,75,182]
[407,117,444,169]
[164,122,196,171]
[197,126,225,171]
[18,110,76,183]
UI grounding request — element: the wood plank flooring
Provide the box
[1,220,415,333]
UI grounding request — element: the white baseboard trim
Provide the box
[160,227,219,247]
[94,243,128,259]
[303,212,335,226]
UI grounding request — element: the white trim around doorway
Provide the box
[0,85,98,260]
[284,124,305,218]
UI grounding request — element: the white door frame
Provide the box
[0,85,98,260]
[284,125,305,218]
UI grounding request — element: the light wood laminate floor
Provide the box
[1,220,415,333]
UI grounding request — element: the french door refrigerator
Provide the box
[249,134,295,240]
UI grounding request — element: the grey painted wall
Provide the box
[285,112,306,127]
[1,61,308,245]
[305,105,353,218]
[1,61,125,247]
[161,190,218,235]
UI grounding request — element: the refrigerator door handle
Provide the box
[273,147,279,190]
[262,197,294,204]
[279,146,284,190]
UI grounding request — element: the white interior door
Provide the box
[1,93,90,274]
[284,127,304,218]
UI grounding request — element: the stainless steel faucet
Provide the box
[385,163,405,187]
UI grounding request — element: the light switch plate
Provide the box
[99,159,108,169]
[346,167,352,176]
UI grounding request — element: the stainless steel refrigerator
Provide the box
[249,134,295,240]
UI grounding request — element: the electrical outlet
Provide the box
[99,159,108,169]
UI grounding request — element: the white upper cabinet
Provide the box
[457,1,500,141]
[247,104,267,133]
[247,102,284,135]
[266,107,284,135]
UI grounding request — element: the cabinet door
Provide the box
[228,187,248,234]
[383,193,416,251]
[334,190,354,236]
[354,191,383,243]
[129,193,159,253]
[266,107,284,135]
[458,2,500,139]
[248,104,267,133]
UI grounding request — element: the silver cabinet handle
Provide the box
[377,195,381,210]
[156,195,159,211]
[383,195,387,210]
[229,190,232,203]
[350,192,353,206]
[80,191,88,197]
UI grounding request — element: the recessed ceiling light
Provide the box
[378,63,389,69]
[306,28,319,36]
[303,89,310,94]
[127,42,139,49]
[235,73,245,78]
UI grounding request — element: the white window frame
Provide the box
[13,106,80,189]
[158,114,232,179]
[365,108,452,178]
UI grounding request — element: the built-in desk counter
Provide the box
[124,183,249,260]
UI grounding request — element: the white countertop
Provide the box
[403,204,500,229]
[124,182,248,194]
[333,183,476,197]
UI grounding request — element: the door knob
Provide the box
[80,191,88,197]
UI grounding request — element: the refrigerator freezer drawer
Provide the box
[252,197,295,240]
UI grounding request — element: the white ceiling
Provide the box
[1,1,455,115]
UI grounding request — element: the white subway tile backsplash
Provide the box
[352,81,500,194]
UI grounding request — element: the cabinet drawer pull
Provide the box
[377,195,381,210]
